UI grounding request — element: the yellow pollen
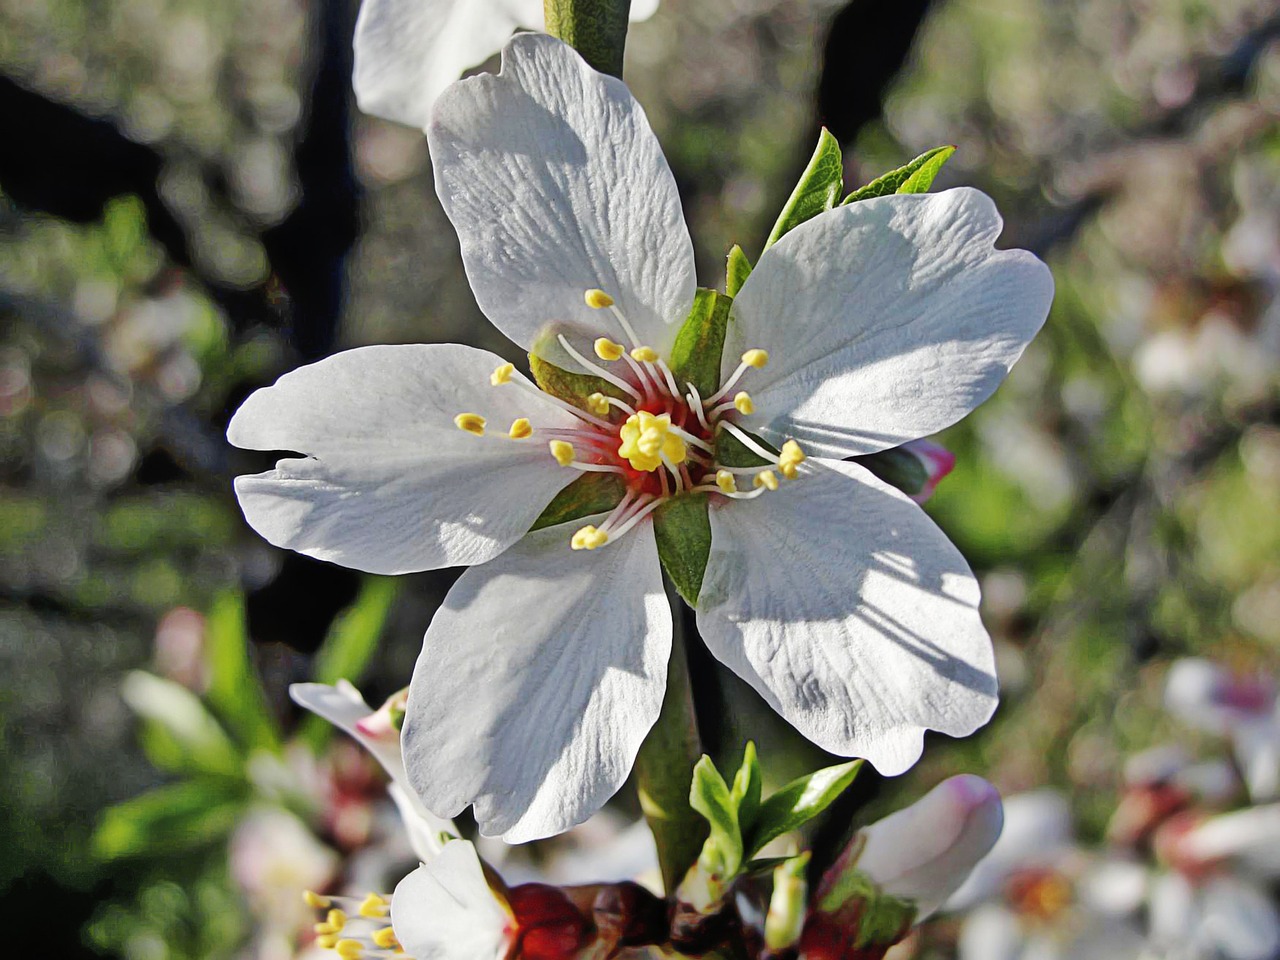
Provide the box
[358,893,389,919]
[715,470,737,494]
[315,922,337,936]
[733,391,754,415]
[549,440,575,466]
[754,470,779,491]
[490,362,514,385]
[618,411,687,472]
[335,939,364,960]
[327,909,348,931]
[586,392,611,416]
[742,348,769,369]
[304,891,331,909]
[595,338,625,361]
[316,934,338,950]
[630,346,659,362]
[571,525,609,550]
[508,418,532,439]
[779,439,806,465]
[372,929,400,950]
[454,413,486,436]
[585,288,615,309]
[779,461,799,480]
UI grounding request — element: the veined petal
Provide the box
[727,189,1054,458]
[228,344,582,575]
[391,840,512,960]
[402,519,671,842]
[429,34,696,359]
[696,457,997,774]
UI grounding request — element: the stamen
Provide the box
[358,894,389,919]
[706,347,770,405]
[777,439,806,479]
[685,384,712,433]
[568,462,628,475]
[304,891,331,909]
[715,470,737,494]
[372,929,399,950]
[734,391,754,415]
[508,418,532,439]
[719,420,783,463]
[317,934,339,949]
[336,940,364,960]
[571,525,609,550]
[654,357,681,398]
[590,392,636,417]
[503,368,614,430]
[595,338,626,362]
[608,304,643,349]
[550,440,575,465]
[743,349,770,368]
[605,496,665,542]
[585,288,615,309]
[490,362,515,386]
[454,413,486,436]
[558,334,642,400]
[328,909,348,931]
[669,424,715,455]
[619,350,659,403]
[753,470,779,491]
[586,392,612,416]
[630,346,658,363]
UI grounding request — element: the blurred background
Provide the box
[1,0,1278,957]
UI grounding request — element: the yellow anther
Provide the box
[335,939,364,960]
[618,411,687,472]
[372,929,400,950]
[742,349,770,369]
[733,391,754,415]
[315,922,337,936]
[549,440,575,466]
[715,470,737,494]
[454,413,486,436]
[358,893,389,919]
[327,909,348,931]
[753,470,779,491]
[594,338,625,361]
[304,890,331,909]
[571,525,609,550]
[490,362,515,386]
[630,346,659,363]
[508,418,532,439]
[779,439,806,465]
[779,462,799,480]
[585,288,615,309]
[586,392,611,416]
[316,934,338,950]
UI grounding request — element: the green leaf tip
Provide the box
[746,758,863,858]
[689,754,744,877]
[730,741,763,836]
[668,287,734,400]
[766,127,844,249]
[726,244,753,297]
[843,145,956,204]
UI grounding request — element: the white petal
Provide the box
[402,520,672,842]
[1199,876,1280,960]
[696,457,997,774]
[391,840,512,960]
[289,683,456,859]
[948,790,1074,908]
[228,344,582,575]
[353,0,543,130]
[1181,804,1280,879]
[727,189,1054,458]
[855,775,1003,919]
[957,905,1026,960]
[429,34,696,359]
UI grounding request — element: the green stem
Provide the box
[543,0,633,78]
[635,609,707,893]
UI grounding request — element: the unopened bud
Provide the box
[506,883,591,960]
[764,853,809,952]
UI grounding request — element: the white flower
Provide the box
[290,681,456,862]
[1147,871,1280,960]
[353,0,660,129]
[391,840,515,960]
[231,35,1052,842]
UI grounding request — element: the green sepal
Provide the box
[730,741,764,836]
[668,288,734,400]
[766,128,844,249]
[689,755,744,878]
[726,244,753,297]
[652,492,711,607]
[843,145,956,204]
[851,447,929,497]
[715,425,774,469]
[745,759,863,858]
[92,780,247,860]
[817,866,917,950]
[530,472,627,532]
[529,352,623,412]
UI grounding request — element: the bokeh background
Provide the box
[1,0,1278,957]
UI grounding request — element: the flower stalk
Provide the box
[543,0,633,78]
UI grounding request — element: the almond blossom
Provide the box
[229,34,1053,843]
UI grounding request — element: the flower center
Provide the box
[452,288,808,551]
[305,890,401,958]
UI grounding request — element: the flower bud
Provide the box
[507,883,591,960]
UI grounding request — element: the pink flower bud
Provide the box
[900,439,957,504]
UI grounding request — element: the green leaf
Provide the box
[746,759,862,857]
[726,244,753,298]
[530,472,628,532]
[766,128,844,249]
[842,146,956,204]
[653,493,711,607]
[204,591,280,754]
[668,288,734,400]
[529,352,622,412]
[93,780,247,860]
[851,446,929,497]
[299,576,400,751]
[730,741,763,836]
[120,672,243,778]
[689,755,743,877]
